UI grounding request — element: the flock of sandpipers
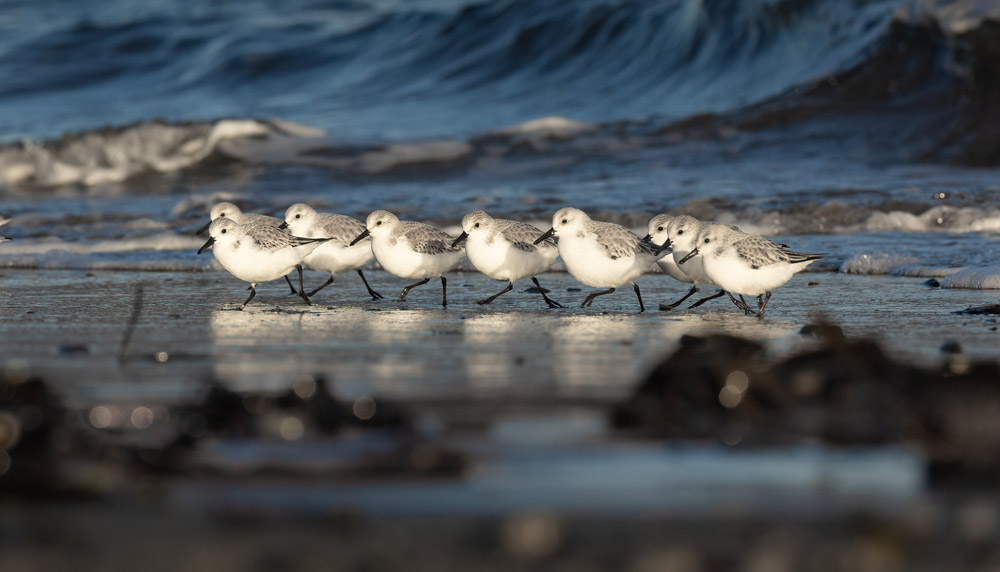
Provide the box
[195,202,822,318]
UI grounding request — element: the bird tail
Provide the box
[291,236,333,247]
[785,251,824,264]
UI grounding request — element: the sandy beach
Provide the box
[2,266,1000,570]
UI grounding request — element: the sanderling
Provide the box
[280,203,383,300]
[652,215,733,310]
[643,214,699,308]
[0,216,9,242]
[197,201,281,234]
[197,218,331,310]
[350,210,465,306]
[198,201,297,294]
[453,210,562,308]
[680,224,822,318]
[535,207,658,312]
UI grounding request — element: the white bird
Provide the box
[643,214,699,309]
[280,203,383,300]
[0,216,10,242]
[535,207,659,312]
[350,210,465,306]
[197,201,297,294]
[650,215,734,310]
[680,224,822,318]
[197,201,281,233]
[453,210,562,308]
[197,218,331,310]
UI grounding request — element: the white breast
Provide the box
[558,232,647,288]
[214,242,303,284]
[466,234,556,281]
[372,236,464,279]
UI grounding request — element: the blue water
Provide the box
[0,0,896,141]
[0,0,999,277]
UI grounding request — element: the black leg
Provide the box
[581,288,616,307]
[307,276,335,298]
[632,282,645,313]
[296,265,312,305]
[441,276,448,307]
[357,269,384,300]
[688,288,726,309]
[284,275,297,294]
[756,291,772,319]
[662,285,698,310]
[531,277,563,309]
[397,278,430,302]
[477,281,513,305]
[239,284,257,310]
[726,291,750,313]
[739,294,752,315]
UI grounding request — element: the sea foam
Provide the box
[940,267,1000,290]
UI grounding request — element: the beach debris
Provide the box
[612,327,1000,484]
[955,304,1000,315]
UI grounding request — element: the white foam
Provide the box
[356,141,474,174]
[0,233,202,255]
[0,255,214,272]
[497,116,597,137]
[889,265,966,278]
[0,118,329,188]
[839,252,921,275]
[940,267,1000,290]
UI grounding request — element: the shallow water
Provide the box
[2,268,996,409]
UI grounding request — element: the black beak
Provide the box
[653,238,672,256]
[534,228,555,245]
[349,228,370,246]
[197,237,215,255]
[677,247,699,265]
[451,231,468,249]
[641,234,651,242]
[278,221,289,230]
[196,220,211,235]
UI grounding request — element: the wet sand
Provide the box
[2,267,1000,570]
[1,268,997,401]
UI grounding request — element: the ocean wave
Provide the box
[0,118,324,188]
[940,267,1000,290]
[0,0,900,143]
[666,199,1000,236]
[4,0,1000,188]
[2,0,999,171]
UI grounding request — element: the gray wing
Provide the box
[731,235,806,268]
[246,223,295,250]
[400,222,464,254]
[497,219,552,252]
[245,213,283,227]
[246,223,324,250]
[592,221,648,259]
[317,213,366,244]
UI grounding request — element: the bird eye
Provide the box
[657,226,663,232]
[677,230,684,235]
[561,219,567,224]
[221,229,227,234]
[295,214,300,219]
[474,223,479,228]
[376,221,382,226]
[704,238,710,243]
[219,213,226,218]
